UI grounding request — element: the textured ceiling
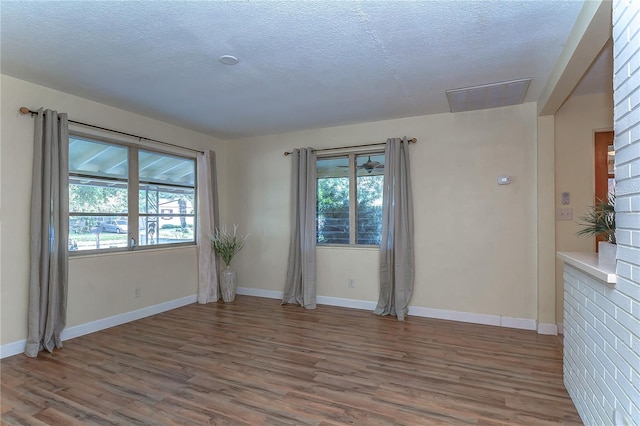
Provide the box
[1,1,604,140]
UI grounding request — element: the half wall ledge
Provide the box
[557,251,616,285]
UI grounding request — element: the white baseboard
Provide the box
[556,323,564,335]
[238,287,539,332]
[0,340,27,360]
[317,295,377,311]
[0,294,196,359]
[236,287,283,299]
[1,289,551,359]
[537,322,558,335]
[409,306,537,331]
[409,305,500,326]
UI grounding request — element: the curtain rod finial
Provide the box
[284,151,291,156]
[19,107,32,115]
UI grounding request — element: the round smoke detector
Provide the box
[219,55,239,65]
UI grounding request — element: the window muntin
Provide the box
[316,152,384,246]
[68,135,196,252]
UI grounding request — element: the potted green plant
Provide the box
[576,196,616,260]
[210,225,248,302]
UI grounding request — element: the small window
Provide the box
[69,135,196,252]
[316,152,384,245]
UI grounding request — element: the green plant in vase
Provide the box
[576,195,616,244]
[210,225,248,303]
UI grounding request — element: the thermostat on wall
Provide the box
[497,176,511,185]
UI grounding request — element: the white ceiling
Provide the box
[1,1,610,140]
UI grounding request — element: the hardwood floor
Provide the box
[1,296,581,425]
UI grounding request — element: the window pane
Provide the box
[357,175,383,245]
[138,150,196,247]
[317,157,350,244]
[69,136,129,252]
[356,154,384,245]
[355,153,385,177]
[69,137,128,179]
[138,216,195,246]
[139,187,194,214]
[68,215,128,251]
[69,181,128,214]
[139,150,195,186]
[139,186,195,246]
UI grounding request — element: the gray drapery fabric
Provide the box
[25,109,69,357]
[374,137,414,321]
[196,150,221,304]
[282,148,317,309]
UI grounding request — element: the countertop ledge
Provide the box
[557,252,616,285]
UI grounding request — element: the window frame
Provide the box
[316,149,385,247]
[68,130,197,255]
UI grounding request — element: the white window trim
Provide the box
[316,148,384,246]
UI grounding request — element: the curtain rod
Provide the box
[19,107,204,154]
[283,138,417,156]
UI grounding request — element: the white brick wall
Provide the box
[614,1,640,423]
[563,1,640,425]
[563,265,639,425]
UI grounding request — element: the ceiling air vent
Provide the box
[446,78,532,113]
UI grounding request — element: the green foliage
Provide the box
[576,196,616,244]
[69,184,127,213]
[210,225,248,267]
[316,174,383,245]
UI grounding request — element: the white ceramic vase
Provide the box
[221,265,237,303]
[598,241,616,261]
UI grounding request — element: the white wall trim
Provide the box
[557,323,564,335]
[238,287,539,332]
[316,295,377,311]
[409,305,502,326]
[0,295,196,359]
[0,340,27,360]
[503,317,538,331]
[537,322,559,335]
[1,290,551,359]
[236,287,283,300]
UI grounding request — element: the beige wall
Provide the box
[228,103,541,320]
[2,73,605,347]
[0,75,227,345]
[537,115,556,327]
[554,91,613,323]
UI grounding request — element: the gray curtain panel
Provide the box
[197,150,221,303]
[282,148,317,309]
[25,109,70,357]
[374,137,414,321]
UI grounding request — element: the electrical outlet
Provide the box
[557,208,573,221]
[348,279,354,288]
[134,287,141,298]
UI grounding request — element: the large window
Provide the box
[69,135,196,252]
[316,152,384,245]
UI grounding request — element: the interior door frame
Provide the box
[594,130,614,250]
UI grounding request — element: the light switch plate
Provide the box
[557,208,573,221]
[561,192,570,205]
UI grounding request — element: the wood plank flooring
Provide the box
[1,296,581,425]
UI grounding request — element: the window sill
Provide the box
[69,244,196,260]
[557,252,616,285]
[316,244,379,251]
